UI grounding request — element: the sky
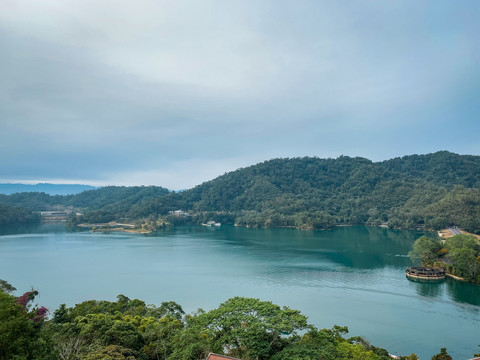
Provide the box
[1,1,479,190]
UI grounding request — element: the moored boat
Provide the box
[405,266,446,280]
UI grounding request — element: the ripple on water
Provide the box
[0,225,479,360]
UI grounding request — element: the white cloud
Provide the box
[0,0,479,185]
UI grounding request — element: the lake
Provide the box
[0,223,479,359]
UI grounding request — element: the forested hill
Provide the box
[128,151,480,232]
[1,151,479,232]
[0,186,171,211]
[380,151,480,188]
[0,186,171,225]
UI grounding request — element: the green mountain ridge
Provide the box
[1,151,479,232]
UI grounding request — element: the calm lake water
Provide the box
[0,223,479,359]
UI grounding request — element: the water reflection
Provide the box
[407,277,444,298]
[0,222,67,236]
[446,278,480,306]
[152,225,480,309]
[407,276,480,310]
[194,225,429,270]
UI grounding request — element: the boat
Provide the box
[405,266,446,280]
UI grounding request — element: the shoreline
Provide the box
[77,222,152,234]
[445,273,467,282]
[75,221,441,234]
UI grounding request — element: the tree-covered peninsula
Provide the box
[1,151,479,233]
[409,234,480,283]
[1,279,462,360]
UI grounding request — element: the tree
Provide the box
[0,290,52,360]
[336,341,380,360]
[168,324,210,360]
[53,303,71,324]
[75,314,145,352]
[431,348,452,360]
[82,344,137,360]
[194,297,308,360]
[445,234,480,253]
[0,279,16,294]
[409,236,442,266]
[445,234,480,281]
[448,247,479,280]
[147,301,185,321]
[400,354,419,360]
[141,316,184,360]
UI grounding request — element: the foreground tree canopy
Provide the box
[1,279,473,360]
[1,151,480,232]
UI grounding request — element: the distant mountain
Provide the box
[0,183,97,195]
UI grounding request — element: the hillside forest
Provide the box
[0,151,479,233]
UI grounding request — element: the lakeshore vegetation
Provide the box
[409,234,480,283]
[1,279,467,360]
[0,151,479,232]
[0,204,40,226]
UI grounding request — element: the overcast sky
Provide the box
[1,1,479,190]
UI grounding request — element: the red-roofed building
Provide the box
[206,353,241,360]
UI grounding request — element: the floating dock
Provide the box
[405,266,446,280]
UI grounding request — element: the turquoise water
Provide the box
[0,224,478,359]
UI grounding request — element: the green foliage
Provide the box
[0,291,36,359]
[409,234,480,282]
[444,234,480,281]
[192,297,308,360]
[68,296,149,319]
[168,323,210,360]
[81,345,138,360]
[0,289,54,360]
[445,234,479,253]
[272,326,388,360]
[0,204,40,226]
[0,278,17,293]
[431,348,452,360]
[147,301,185,321]
[45,296,186,360]
[409,236,442,266]
[381,151,480,188]
[0,282,476,360]
[76,314,145,352]
[474,344,480,357]
[400,354,419,360]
